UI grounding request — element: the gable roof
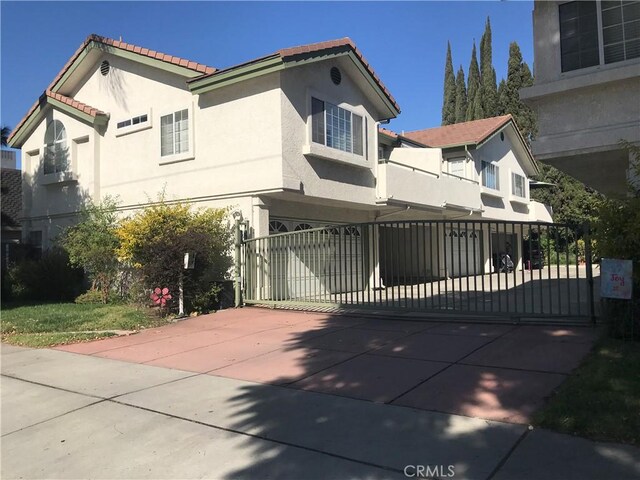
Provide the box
[48,34,215,93]
[188,37,400,117]
[378,127,427,147]
[403,115,513,148]
[7,91,108,147]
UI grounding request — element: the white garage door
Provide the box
[445,229,481,277]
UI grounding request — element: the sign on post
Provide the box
[600,258,633,300]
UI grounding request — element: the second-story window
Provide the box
[482,161,500,190]
[117,114,148,129]
[512,172,526,197]
[559,1,640,72]
[160,109,189,156]
[312,97,363,156]
[43,120,68,174]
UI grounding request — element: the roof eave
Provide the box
[8,96,108,149]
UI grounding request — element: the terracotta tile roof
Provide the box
[7,91,106,144]
[378,127,398,139]
[47,34,215,92]
[191,37,400,113]
[403,115,513,147]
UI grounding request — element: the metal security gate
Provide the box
[241,220,597,323]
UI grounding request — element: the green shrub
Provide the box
[74,289,104,304]
[116,194,233,313]
[8,248,84,302]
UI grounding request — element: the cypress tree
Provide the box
[480,17,498,117]
[497,78,507,115]
[500,42,538,143]
[472,85,485,120]
[442,42,456,126]
[466,42,481,121]
[454,66,467,123]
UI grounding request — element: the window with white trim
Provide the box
[482,161,500,190]
[559,1,640,73]
[311,97,364,155]
[160,109,189,157]
[447,157,466,177]
[512,172,526,197]
[43,120,68,174]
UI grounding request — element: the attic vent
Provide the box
[330,67,342,85]
[100,60,110,76]
[500,132,505,141]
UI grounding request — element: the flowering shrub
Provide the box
[150,287,172,308]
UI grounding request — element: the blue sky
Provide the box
[1,1,534,149]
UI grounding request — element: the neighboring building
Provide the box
[7,34,551,280]
[520,0,640,196]
[2,150,17,169]
[1,152,22,270]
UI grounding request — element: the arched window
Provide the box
[43,120,68,174]
[294,223,313,231]
[269,221,288,234]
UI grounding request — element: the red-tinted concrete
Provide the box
[372,331,493,362]
[393,364,567,424]
[292,354,448,403]
[211,347,356,385]
[54,307,600,424]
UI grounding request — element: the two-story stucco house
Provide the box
[520,0,640,195]
[8,34,551,279]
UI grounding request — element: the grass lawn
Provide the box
[534,337,640,446]
[1,303,169,348]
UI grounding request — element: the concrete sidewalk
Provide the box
[2,344,639,480]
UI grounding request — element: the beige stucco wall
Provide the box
[474,131,533,222]
[279,57,381,207]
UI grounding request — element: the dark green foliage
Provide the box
[8,248,84,302]
[594,142,640,340]
[498,42,538,143]
[454,66,467,123]
[531,162,604,228]
[472,84,484,120]
[480,17,498,117]
[1,126,10,147]
[61,196,120,303]
[442,42,456,126]
[466,42,481,121]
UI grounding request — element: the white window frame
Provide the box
[446,156,467,178]
[43,120,69,175]
[511,172,526,198]
[311,97,364,156]
[158,105,194,165]
[482,161,500,190]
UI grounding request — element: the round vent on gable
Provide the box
[330,67,342,85]
[100,60,110,76]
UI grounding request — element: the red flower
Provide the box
[150,287,172,307]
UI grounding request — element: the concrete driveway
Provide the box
[57,307,598,423]
[3,309,639,480]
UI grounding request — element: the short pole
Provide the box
[234,216,242,308]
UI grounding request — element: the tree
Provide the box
[466,42,481,121]
[116,194,233,313]
[441,42,456,126]
[1,126,10,147]
[480,17,499,117]
[454,66,468,123]
[498,42,537,143]
[472,84,485,120]
[62,196,121,303]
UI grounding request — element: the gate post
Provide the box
[234,213,243,308]
[584,221,596,324]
